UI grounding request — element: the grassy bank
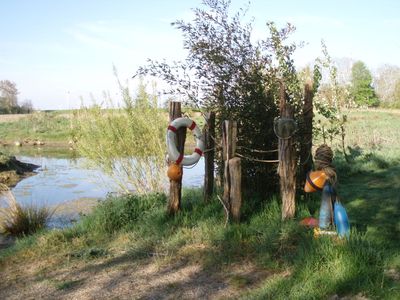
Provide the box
[0,111,72,144]
[0,109,399,299]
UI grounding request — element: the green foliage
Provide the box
[80,193,167,235]
[392,79,400,108]
[313,42,348,149]
[137,0,307,196]
[350,61,379,107]
[73,79,167,193]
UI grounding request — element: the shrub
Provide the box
[80,193,167,235]
[73,78,167,194]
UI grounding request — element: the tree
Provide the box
[136,0,311,220]
[0,80,19,113]
[137,0,303,197]
[350,61,379,107]
[20,99,34,113]
[374,64,400,107]
[393,79,400,108]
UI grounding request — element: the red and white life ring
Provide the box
[167,117,204,166]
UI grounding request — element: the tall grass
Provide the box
[0,186,54,236]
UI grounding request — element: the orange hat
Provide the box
[167,163,182,181]
[304,170,327,193]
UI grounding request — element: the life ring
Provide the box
[167,117,204,166]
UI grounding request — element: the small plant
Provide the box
[0,186,54,236]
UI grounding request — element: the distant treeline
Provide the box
[0,80,33,114]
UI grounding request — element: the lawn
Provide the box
[0,109,399,299]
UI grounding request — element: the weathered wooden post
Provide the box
[168,101,186,215]
[222,120,242,222]
[229,157,242,222]
[203,112,215,202]
[299,82,314,190]
[278,82,297,220]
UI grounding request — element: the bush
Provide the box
[73,79,167,194]
[80,193,167,235]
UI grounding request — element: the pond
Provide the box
[1,147,205,227]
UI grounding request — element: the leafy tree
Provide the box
[0,80,19,113]
[374,64,400,107]
[19,99,34,113]
[393,79,400,108]
[73,79,166,194]
[136,0,307,197]
[350,61,379,107]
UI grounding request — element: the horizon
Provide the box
[1,0,399,110]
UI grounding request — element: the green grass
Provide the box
[0,109,399,298]
[0,111,72,142]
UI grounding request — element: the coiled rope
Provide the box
[314,144,337,186]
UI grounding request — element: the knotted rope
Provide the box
[314,144,337,186]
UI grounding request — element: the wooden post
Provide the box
[168,101,186,215]
[278,82,297,220]
[229,157,242,222]
[222,120,241,222]
[299,82,314,190]
[222,120,237,211]
[203,112,215,202]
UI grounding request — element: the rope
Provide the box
[314,144,337,186]
[237,146,278,153]
[236,153,279,163]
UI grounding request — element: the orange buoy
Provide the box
[299,217,319,227]
[167,163,182,181]
[304,170,327,193]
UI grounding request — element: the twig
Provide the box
[217,195,229,228]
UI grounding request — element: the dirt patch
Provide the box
[0,254,275,300]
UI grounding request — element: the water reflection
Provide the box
[2,148,205,208]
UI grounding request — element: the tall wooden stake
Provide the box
[222,120,237,211]
[222,120,242,222]
[278,82,297,220]
[203,112,215,202]
[299,82,314,190]
[229,157,242,222]
[168,101,186,215]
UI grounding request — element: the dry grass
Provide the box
[0,184,54,237]
[0,114,29,123]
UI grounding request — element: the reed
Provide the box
[0,184,54,236]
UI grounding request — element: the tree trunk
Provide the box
[222,120,237,212]
[229,157,242,222]
[299,82,314,190]
[278,82,297,220]
[168,101,186,215]
[204,112,215,202]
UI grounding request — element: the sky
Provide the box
[1,0,399,110]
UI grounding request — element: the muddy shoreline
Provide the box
[0,154,40,188]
